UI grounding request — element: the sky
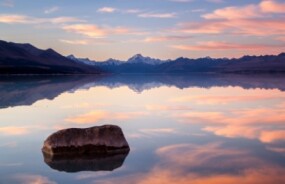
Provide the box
[0,0,285,61]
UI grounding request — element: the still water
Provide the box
[0,74,285,184]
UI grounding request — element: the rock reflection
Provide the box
[43,151,129,173]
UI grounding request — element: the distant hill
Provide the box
[69,53,285,74]
[0,40,101,74]
[0,40,285,74]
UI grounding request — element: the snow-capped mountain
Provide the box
[67,54,165,66]
[127,54,164,65]
[67,55,97,66]
[99,58,123,66]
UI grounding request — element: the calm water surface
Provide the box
[0,74,285,184]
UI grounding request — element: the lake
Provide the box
[0,74,285,184]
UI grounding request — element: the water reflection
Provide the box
[1,74,285,109]
[93,143,285,184]
[0,74,285,183]
[43,151,129,173]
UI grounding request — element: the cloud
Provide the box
[177,108,285,125]
[12,174,56,184]
[174,0,285,37]
[62,24,143,38]
[178,18,285,36]
[202,5,262,20]
[143,35,192,42]
[60,39,90,45]
[140,128,177,134]
[0,14,84,24]
[125,9,142,14]
[204,125,260,139]
[277,36,285,42]
[92,142,285,184]
[171,41,284,51]
[0,126,28,136]
[44,6,59,14]
[65,110,147,124]
[97,7,116,13]
[63,24,107,38]
[173,104,285,143]
[260,0,285,13]
[203,0,285,20]
[145,104,192,111]
[138,12,176,18]
[260,130,285,143]
[170,94,283,105]
[191,9,206,13]
[206,0,224,3]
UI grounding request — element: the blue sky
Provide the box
[0,0,284,60]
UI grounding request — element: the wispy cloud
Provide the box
[260,0,285,13]
[171,41,284,51]
[174,0,285,38]
[12,174,56,184]
[177,18,285,36]
[59,39,90,45]
[191,9,206,13]
[63,24,145,38]
[0,14,84,24]
[125,9,141,14]
[97,7,116,13]
[140,128,177,134]
[44,6,59,14]
[206,0,224,3]
[65,110,147,124]
[0,126,29,136]
[202,5,262,20]
[144,35,192,42]
[138,12,176,18]
[62,24,106,38]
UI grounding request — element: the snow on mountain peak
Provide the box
[127,54,162,65]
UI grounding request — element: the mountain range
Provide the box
[0,40,101,74]
[1,40,285,74]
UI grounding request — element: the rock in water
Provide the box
[42,125,130,156]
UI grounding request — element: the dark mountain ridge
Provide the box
[70,52,285,74]
[0,40,101,74]
[0,40,284,74]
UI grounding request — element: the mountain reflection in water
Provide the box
[1,74,285,109]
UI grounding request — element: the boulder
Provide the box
[42,125,130,156]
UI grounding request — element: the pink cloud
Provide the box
[65,110,147,124]
[203,5,261,20]
[260,0,285,13]
[63,24,143,38]
[171,41,283,51]
[178,18,285,36]
[0,126,29,136]
[260,130,285,143]
[91,143,285,184]
[143,35,192,42]
[0,14,84,24]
